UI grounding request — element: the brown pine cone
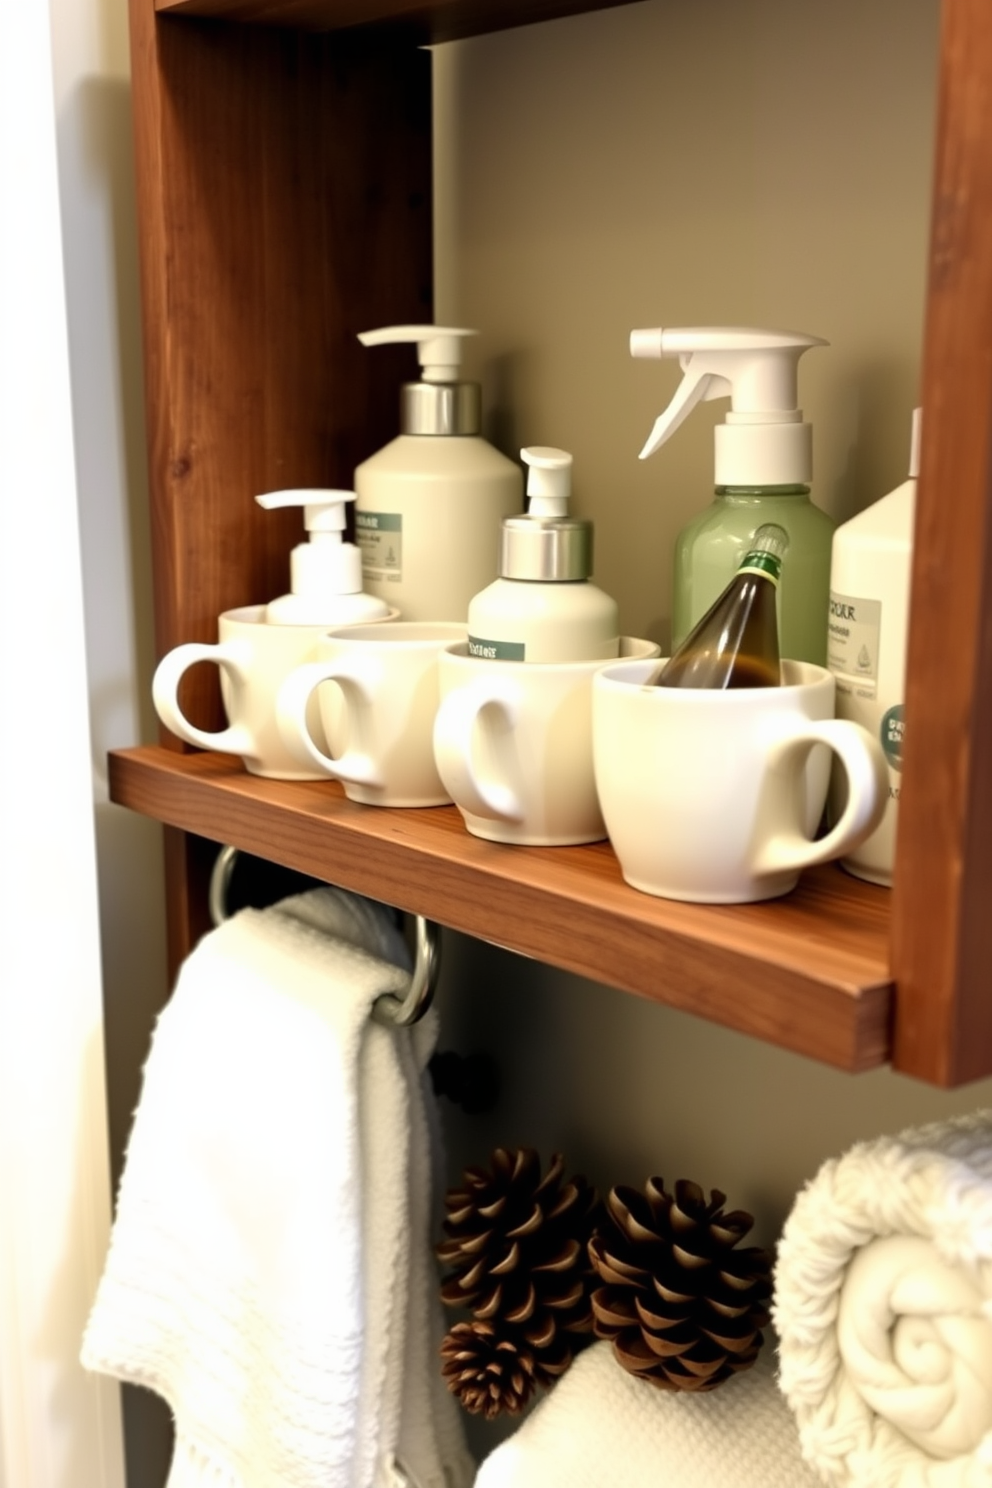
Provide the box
[589,1177,772,1392]
[438,1147,601,1351]
[440,1318,571,1419]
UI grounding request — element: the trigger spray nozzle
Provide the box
[630,326,827,485]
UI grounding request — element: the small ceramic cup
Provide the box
[591,657,888,903]
[275,621,467,807]
[151,604,401,780]
[432,637,660,847]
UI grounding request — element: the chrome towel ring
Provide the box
[207,844,439,1027]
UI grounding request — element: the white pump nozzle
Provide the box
[521,446,572,518]
[357,325,477,384]
[255,489,373,615]
[630,326,828,484]
[256,488,354,536]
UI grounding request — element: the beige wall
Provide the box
[434,0,936,647]
[430,0,992,1453]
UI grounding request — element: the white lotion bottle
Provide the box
[827,408,921,885]
[467,446,620,663]
[354,325,523,621]
[256,489,394,624]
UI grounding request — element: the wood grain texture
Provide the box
[110,746,894,1072]
[891,0,992,1086]
[152,0,643,43]
[128,1,432,734]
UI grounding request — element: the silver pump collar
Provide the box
[401,381,481,436]
[500,516,593,581]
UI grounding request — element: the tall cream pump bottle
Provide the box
[828,407,921,886]
[354,325,523,621]
[467,446,620,662]
[255,489,393,624]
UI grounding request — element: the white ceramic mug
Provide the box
[433,637,660,847]
[151,605,400,780]
[276,621,466,806]
[592,658,888,903]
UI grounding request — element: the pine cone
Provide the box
[440,1318,571,1419]
[589,1178,772,1392]
[437,1148,600,1395]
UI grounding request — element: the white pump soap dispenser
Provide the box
[255,489,393,625]
[354,325,523,622]
[466,446,620,663]
[630,326,834,666]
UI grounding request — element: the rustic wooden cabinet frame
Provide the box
[109,0,992,1086]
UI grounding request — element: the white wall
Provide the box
[47,0,173,1476]
[0,0,128,1483]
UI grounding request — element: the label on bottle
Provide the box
[356,511,402,583]
[880,702,904,772]
[467,635,526,661]
[828,591,882,697]
[737,552,782,584]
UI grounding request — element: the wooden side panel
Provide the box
[128,1,432,724]
[127,0,432,952]
[891,0,992,1085]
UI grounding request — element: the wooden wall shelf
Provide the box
[109,745,893,1073]
[122,0,992,1088]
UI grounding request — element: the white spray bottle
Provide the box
[354,325,523,622]
[630,326,833,665]
[255,489,394,624]
[828,407,921,886]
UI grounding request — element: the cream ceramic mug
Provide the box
[592,658,888,903]
[150,604,386,780]
[276,621,466,806]
[433,637,660,846]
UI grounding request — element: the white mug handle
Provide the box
[275,657,384,788]
[152,639,254,755]
[754,717,889,877]
[433,679,524,823]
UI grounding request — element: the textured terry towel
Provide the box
[773,1110,992,1488]
[82,887,474,1488]
[472,1339,822,1488]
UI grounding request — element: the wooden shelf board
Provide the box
[152,0,643,42]
[109,745,894,1072]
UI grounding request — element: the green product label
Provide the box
[356,511,402,581]
[737,551,782,585]
[467,635,526,661]
[880,703,904,772]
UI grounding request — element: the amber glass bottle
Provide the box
[651,524,788,689]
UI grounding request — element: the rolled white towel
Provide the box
[773,1110,992,1488]
[473,1338,822,1488]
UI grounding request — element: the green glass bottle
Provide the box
[652,523,787,689]
[672,487,832,665]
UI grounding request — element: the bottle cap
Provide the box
[737,522,789,583]
[358,324,482,435]
[499,447,593,581]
